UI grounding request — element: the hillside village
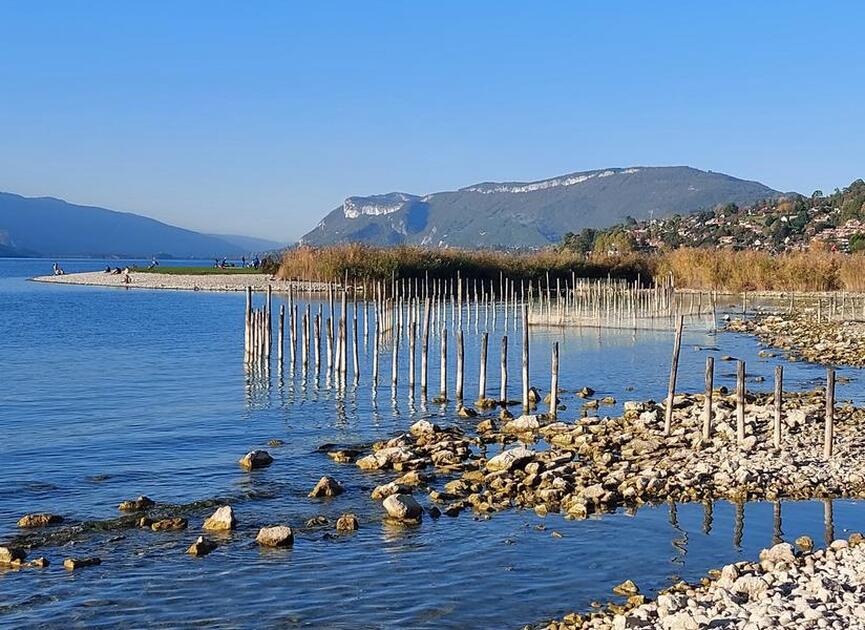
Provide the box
[562,178,865,255]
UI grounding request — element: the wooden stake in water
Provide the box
[663,315,684,436]
[773,365,783,448]
[550,341,559,419]
[478,331,488,403]
[391,321,399,388]
[455,328,464,404]
[278,304,285,365]
[372,323,379,387]
[824,367,835,458]
[314,311,321,374]
[439,326,448,401]
[421,298,431,398]
[521,303,529,413]
[500,335,508,403]
[702,356,713,440]
[736,360,746,443]
[408,321,416,394]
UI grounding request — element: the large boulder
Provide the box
[308,476,344,498]
[409,420,440,436]
[238,450,273,471]
[17,513,63,528]
[256,525,294,547]
[504,415,542,433]
[371,481,412,500]
[203,505,236,531]
[486,447,535,472]
[383,494,423,523]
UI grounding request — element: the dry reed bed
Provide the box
[278,245,865,293]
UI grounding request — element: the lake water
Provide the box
[1,258,863,628]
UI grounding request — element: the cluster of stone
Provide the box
[727,313,865,367]
[540,535,865,629]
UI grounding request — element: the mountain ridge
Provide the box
[301,166,781,249]
[0,191,273,258]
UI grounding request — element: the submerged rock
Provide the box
[308,476,344,498]
[118,496,155,512]
[187,536,217,557]
[335,513,359,532]
[151,517,188,531]
[203,505,236,531]
[383,494,423,523]
[238,450,273,471]
[17,513,64,528]
[63,557,101,570]
[256,525,294,548]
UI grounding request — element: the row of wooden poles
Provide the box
[663,315,838,457]
[243,284,561,416]
[528,278,717,330]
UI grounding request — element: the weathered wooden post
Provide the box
[325,317,333,377]
[702,356,713,440]
[478,331,488,403]
[773,365,783,448]
[290,304,298,368]
[408,321,416,393]
[824,367,835,458]
[278,304,285,365]
[372,323,379,387]
[302,306,310,370]
[521,303,529,412]
[736,360,746,443]
[455,328,464,404]
[550,341,559,419]
[500,334,509,403]
[439,326,447,401]
[352,315,360,385]
[421,298,431,398]
[663,315,684,436]
[391,321,399,388]
[244,287,252,361]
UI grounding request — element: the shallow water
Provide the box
[1,258,863,628]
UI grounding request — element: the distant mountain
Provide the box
[206,233,286,253]
[301,166,781,248]
[0,192,263,258]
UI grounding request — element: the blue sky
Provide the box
[1,1,863,240]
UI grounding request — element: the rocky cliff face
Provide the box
[301,166,780,248]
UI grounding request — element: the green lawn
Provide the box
[133,266,266,275]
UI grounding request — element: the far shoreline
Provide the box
[31,271,326,293]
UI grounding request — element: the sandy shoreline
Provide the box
[31,271,326,292]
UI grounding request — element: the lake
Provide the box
[1,258,863,628]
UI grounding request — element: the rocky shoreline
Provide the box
[325,388,865,524]
[537,535,865,629]
[727,313,865,367]
[7,387,865,625]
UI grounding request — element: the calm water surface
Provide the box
[1,258,863,628]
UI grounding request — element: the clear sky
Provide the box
[1,1,863,241]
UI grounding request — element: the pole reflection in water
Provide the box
[733,501,745,550]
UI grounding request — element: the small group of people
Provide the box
[52,262,65,275]
[214,255,262,269]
